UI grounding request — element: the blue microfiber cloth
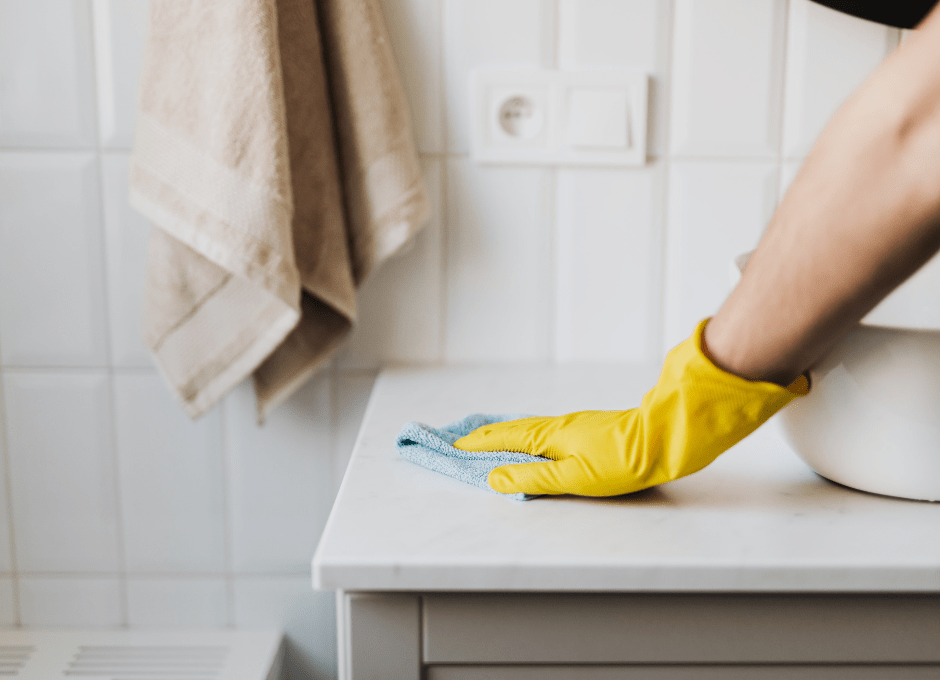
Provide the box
[396,414,544,501]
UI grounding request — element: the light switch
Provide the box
[471,69,647,166]
[567,88,631,149]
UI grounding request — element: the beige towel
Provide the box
[129,0,430,420]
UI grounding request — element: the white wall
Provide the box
[0,0,904,677]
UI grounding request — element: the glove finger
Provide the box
[453,417,548,454]
[488,457,593,496]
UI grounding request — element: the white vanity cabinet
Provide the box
[313,366,940,680]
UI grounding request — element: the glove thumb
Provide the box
[488,456,590,496]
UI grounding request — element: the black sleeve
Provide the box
[809,1,937,28]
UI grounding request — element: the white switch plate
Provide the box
[470,69,648,166]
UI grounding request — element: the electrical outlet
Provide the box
[470,69,648,166]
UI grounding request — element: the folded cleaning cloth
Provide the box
[396,414,545,501]
[130,0,430,420]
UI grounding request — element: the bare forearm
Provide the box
[705,9,940,385]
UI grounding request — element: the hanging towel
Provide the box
[396,414,544,501]
[129,0,430,420]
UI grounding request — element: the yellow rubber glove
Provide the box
[454,319,809,496]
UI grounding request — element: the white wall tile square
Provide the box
[337,158,442,369]
[670,0,787,158]
[101,153,153,368]
[234,577,337,680]
[127,577,228,627]
[4,372,120,573]
[225,376,334,574]
[558,0,671,155]
[115,373,226,573]
[18,577,121,627]
[444,0,555,152]
[664,161,778,349]
[378,0,442,153]
[445,159,552,362]
[92,0,151,148]
[555,164,663,363]
[0,153,109,367]
[782,0,896,159]
[332,372,378,495]
[0,577,14,626]
[0,0,98,148]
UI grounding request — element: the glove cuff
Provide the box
[643,318,811,483]
[694,318,810,396]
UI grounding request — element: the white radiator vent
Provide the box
[1,645,34,676]
[68,645,227,678]
[0,632,282,680]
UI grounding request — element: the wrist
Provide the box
[701,317,807,389]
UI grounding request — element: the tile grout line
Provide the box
[10,570,313,579]
[87,0,130,629]
[329,362,341,504]
[218,397,237,628]
[0,365,22,626]
[546,0,560,362]
[773,0,792,211]
[546,168,559,362]
[437,0,450,363]
[656,0,677,363]
[0,167,20,620]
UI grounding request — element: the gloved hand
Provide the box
[453,319,809,496]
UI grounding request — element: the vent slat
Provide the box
[0,644,32,677]
[0,630,281,679]
[65,672,218,677]
[78,647,227,652]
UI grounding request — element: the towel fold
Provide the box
[130,0,430,420]
[396,415,544,501]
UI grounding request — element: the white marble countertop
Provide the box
[312,365,940,593]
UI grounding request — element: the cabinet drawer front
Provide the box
[423,594,940,664]
[428,665,940,680]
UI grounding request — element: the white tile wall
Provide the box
[0,418,12,573]
[91,0,151,149]
[670,0,787,158]
[0,577,14,626]
[4,372,120,573]
[225,377,334,574]
[664,161,779,349]
[445,159,552,361]
[115,374,226,573]
[0,153,109,367]
[101,152,153,368]
[0,0,901,676]
[126,577,228,627]
[555,165,664,362]
[0,0,98,148]
[18,577,122,628]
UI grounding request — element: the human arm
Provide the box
[455,7,940,497]
[705,6,940,385]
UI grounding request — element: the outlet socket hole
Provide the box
[498,96,542,139]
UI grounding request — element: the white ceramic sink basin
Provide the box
[732,252,940,501]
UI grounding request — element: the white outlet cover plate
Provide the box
[470,69,648,166]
